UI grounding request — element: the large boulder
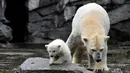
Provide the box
[111,0,125,4]
[109,4,130,25]
[0,22,12,48]
[29,11,42,23]
[28,0,40,11]
[109,19,130,41]
[15,57,93,73]
[36,4,57,16]
[0,22,12,42]
[64,6,76,21]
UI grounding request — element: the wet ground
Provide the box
[0,42,130,73]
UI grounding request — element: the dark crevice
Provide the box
[4,0,29,43]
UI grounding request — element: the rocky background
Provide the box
[27,0,130,43]
[0,0,130,43]
[0,0,130,73]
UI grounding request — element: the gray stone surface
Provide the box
[16,57,92,73]
[54,14,65,28]
[109,4,130,25]
[111,0,125,4]
[47,27,71,41]
[39,0,59,8]
[95,0,111,5]
[28,0,40,11]
[1,0,130,43]
[29,11,42,23]
[0,22,12,42]
[27,0,130,43]
[111,19,130,41]
[37,4,57,16]
[64,6,76,21]
[29,31,48,43]
[28,23,42,33]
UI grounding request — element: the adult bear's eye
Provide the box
[91,49,96,52]
[100,49,103,51]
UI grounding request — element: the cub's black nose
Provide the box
[50,55,53,57]
[96,59,101,62]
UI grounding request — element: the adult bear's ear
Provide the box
[45,44,48,49]
[104,36,110,42]
[83,37,88,42]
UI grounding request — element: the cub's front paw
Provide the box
[49,61,54,65]
[54,60,63,64]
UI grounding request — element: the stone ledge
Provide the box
[15,57,92,73]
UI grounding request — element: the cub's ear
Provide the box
[104,36,110,42]
[45,44,48,49]
[57,45,61,48]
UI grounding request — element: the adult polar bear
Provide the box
[66,3,110,71]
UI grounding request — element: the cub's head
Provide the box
[45,39,62,58]
[82,35,110,62]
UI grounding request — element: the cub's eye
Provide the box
[100,49,103,51]
[91,49,96,52]
[53,50,55,52]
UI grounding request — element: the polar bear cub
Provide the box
[66,3,110,71]
[45,39,72,65]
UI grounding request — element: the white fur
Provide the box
[71,3,110,36]
[45,39,72,65]
[66,3,110,71]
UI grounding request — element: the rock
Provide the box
[39,0,59,7]
[29,11,42,22]
[15,57,92,73]
[111,68,123,73]
[28,20,53,33]
[109,27,130,42]
[109,18,130,42]
[28,0,59,11]
[54,14,65,28]
[64,6,76,21]
[28,0,40,11]
[125,0,130,4]
[42,14,54,20]
[28,22,42,33]
[69,0,78,2]
[0,22,12,48]
[31,31,46,38]
[95,0,111,5]
[69,0,111,6]
[29,37,45,43]
[56,0,69,12]
[29,31,48,43]
[0,22,12,42]
[47,27,71,41]
[111,0,125,4]
[0,0,4,18]
[113,19,130,40]
[28,21,72,42]
[36,4,57,16]
[109,4,130,25]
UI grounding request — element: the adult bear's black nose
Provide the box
[96,59,101,62]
